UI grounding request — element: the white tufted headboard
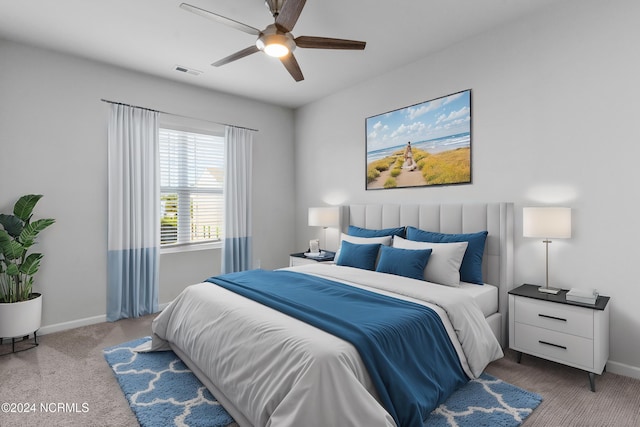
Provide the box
[344,203,514,347]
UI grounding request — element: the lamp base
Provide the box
[538,287,560,295]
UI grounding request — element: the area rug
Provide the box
[104,337,542,427]
[424,373,542,426]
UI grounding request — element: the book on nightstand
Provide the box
[566,288,598,304]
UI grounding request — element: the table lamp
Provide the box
[523,207,572,294]
[308,206,340,252]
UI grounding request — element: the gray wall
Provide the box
[0,39,295,328]
[294,0,640,376]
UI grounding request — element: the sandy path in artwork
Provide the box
[368,167,426,189]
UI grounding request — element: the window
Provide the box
[159,127,224,248]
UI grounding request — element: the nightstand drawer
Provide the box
[515,297,593,338]
[514,323,594,369]
[290,256,315,267]
[289,252,335,267]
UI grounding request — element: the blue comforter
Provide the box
[206,269,467,427]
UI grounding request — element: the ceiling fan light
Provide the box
[264,43,289,57]
[256,31,295,58]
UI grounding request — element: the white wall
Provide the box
[0,39,295,329]
[294,0,640,376]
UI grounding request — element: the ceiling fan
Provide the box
[180,0,366,82]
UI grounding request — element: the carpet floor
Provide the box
[1,314,639,426]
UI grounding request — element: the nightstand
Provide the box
[508,284,610,392]
[289,251,335,267]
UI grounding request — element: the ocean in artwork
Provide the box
[367,132,470,164]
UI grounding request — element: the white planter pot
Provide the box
[0,293,42,339]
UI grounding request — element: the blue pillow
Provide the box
[336,240,382,271]
[348,225,406,238]
[376,245,432,281]
[406,227,488,285]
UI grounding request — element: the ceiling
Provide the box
[0,0,561,108]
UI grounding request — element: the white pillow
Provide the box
[392,235,468,287]
[335,233,392,264]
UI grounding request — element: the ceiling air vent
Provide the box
[174,65,203,76]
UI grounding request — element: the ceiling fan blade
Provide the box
[212,45,260,67]
[280,53,304,82]
[295,36,366,50]
[180,3,261,36]
[275,0,306,32]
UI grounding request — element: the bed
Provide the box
[150,203,514,427]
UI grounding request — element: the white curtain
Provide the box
[223,126,254,273]
[107,104,159,321]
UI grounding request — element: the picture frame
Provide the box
[365,89,472,190]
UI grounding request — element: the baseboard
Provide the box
[37,302,171,336]
[38,314,107,336]
[606,360,640,380]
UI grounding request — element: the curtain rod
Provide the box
[100,98,258,132]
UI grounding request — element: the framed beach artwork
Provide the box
[365,89,472,190]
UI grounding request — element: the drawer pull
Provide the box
[539,340,567,350]
[538,313,567,322]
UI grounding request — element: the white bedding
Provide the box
[150,264,503,427]
[459,282,498,318]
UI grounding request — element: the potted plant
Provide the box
[0,194,55,340]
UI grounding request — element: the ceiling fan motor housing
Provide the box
[256,24,296,57]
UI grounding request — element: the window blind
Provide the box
[159,128,224,246]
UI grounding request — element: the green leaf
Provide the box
[0,236,24,260]
[19,218,55,248]
[20,253,43,275]
[6,263,19,276]
[13,194,43,222]
[0,214,24,238]
[0,229,9,244]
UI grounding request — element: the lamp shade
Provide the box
[523,207,571,238]
[308,206,340,228]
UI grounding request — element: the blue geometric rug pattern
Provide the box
[425,372,542,426]
[105,337,541,427]
[103,337,234,427]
